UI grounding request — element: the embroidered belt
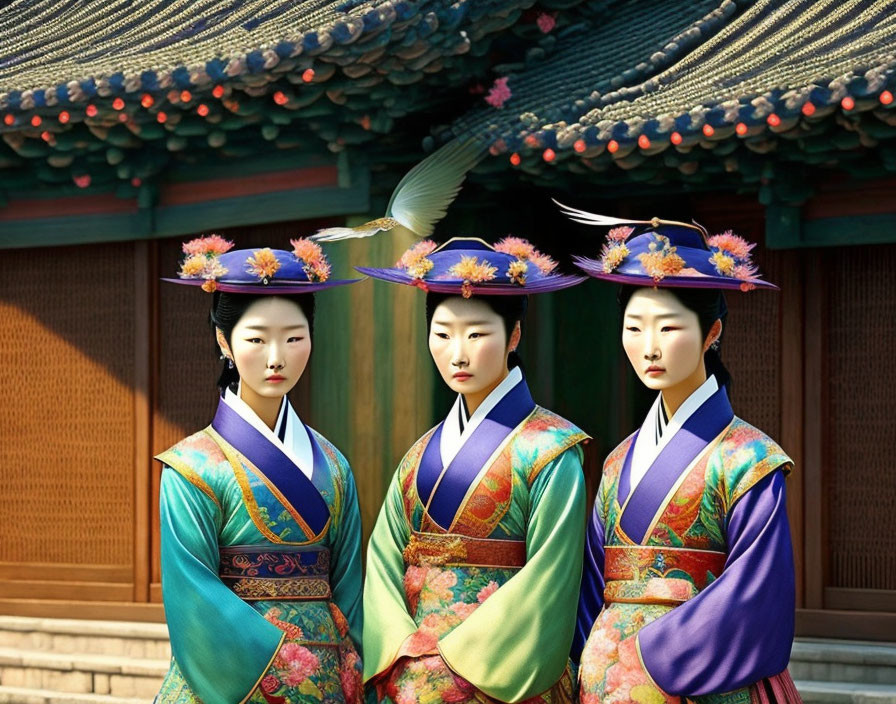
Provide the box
[403,532,527,568]
[219,546,331,601]
[603,545,726,606]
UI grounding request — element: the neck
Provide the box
[238,385,283,431]
[463,368,509,416]
[661,364,707,417]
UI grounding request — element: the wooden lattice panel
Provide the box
[0,242,135,566]
[827,244,896,591]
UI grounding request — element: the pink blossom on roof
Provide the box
[485,77,512,109]
[537,12,556,33]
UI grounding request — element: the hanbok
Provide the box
[155,388,364,704]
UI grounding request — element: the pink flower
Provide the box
[449,601,478,619]
[424,569,458,602]
[485,77,512,108]
[536,12,556,33]
[280,643,320,685]
[182,234,234,257]
[494,236,535,259]
[477,581,499,603]
[339,651,362,703]
[707,231,755,260]
[607,226,634,242]
[261,674,281,693]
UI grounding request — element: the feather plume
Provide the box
[311,139,484,242]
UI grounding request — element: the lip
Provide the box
[266,375,286,382]
[452,372,473,381]
[645,366,665,375]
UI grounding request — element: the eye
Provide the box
[624,326,640,333]
[287,336,305,343]
[434,332,449,340]
[246,337,264,344]
[468,332,483,339]
[660,326,679,333]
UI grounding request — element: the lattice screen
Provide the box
[0,242,135,565]
[827,244,896,590]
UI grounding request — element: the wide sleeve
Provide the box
[329,457,364,652]
[159,467,285,704]
[573,481,606,662]
[637,470,795,696]
[362,469,417,682]
[438,446,586,703]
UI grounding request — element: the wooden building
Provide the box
[0,0,893,643]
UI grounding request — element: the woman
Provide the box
[557,206,801,704]
[358,236,588,704]
[155,236,364,704]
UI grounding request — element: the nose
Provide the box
[450,338,468,368]
[267,343,285,371]
[643,330,661,361]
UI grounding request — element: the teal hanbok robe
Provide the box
[155,395,363,704]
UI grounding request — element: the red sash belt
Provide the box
[403,532,527,568]
[603,545,726,606]
[219,546,331,601]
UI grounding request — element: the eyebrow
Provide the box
[624,313,683,320]
[242,324,308,330]
[432,319,496,326]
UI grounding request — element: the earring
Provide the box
[227,358,234,369]
[710,340,721,352]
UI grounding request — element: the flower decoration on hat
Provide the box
[598,226,633,274]
[290,238,331,282]
[494,236,558,277]
[449,255,498,298]
[177,235,234,292]
[396,240,438,280]
[638,234,686,282]
[245,248,281,285]
[707,231,759,291]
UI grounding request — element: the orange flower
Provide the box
[600,243,629,273]
[397,240,437,280]
[179,254,206,278]
[506,259,528,286]
[494,236,535,259]
[246,248,281,282]
[637,234,684,281]
[529,251,558,274]
[709,251,736,276]
[449,255,497,283]
[182,234,233,257]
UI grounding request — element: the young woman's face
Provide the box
[428,296,517,399]
[622,287,706,391]
[225,297,311,400]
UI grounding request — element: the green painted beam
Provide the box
[0,164,370,248]
[766,205,896,248]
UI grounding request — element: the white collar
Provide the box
[630,375,719,492]
[440,366,524,468]
[223,384,314,479]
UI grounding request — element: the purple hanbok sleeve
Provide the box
[638,470,795,696]
[572,501,606,662]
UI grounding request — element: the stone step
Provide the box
[0,648,166,699]
[795,680,896,704]
[0,618,169,660]
[0,685,148,704]
[791,639,896,685]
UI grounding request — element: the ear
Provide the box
[215,327,233,360]
[508,320,522,353]
[703,319,723,352]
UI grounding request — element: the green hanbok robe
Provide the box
[363,372,589,704]
[155,393,363,704]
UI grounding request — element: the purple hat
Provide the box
[556,201,777,292]
[355,236,584,297]
[162,235,360,293]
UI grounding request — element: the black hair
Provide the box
[424,292,528,372]
[618,285,731,390]
[210,291,316,393]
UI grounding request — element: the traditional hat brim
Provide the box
[572,257,779,291]
[354,267,585,294]
[161,277,363,293]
